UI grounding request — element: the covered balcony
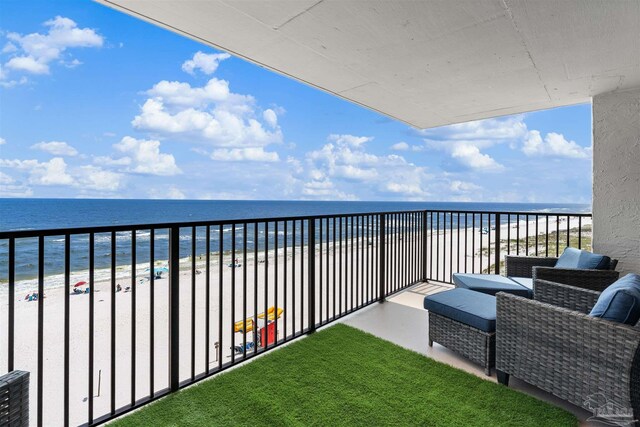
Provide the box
[1,0,639,425]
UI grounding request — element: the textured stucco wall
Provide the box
[593,88,640,275]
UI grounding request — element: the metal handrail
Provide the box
[0,208,592,426]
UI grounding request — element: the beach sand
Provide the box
[0,215,591,425]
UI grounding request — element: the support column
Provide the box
[592,88,640,275]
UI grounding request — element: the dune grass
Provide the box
[112,324,577,427]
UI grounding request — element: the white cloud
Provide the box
[422,114,590,175]
[0,75,27,88]
[76,165,122,191]
[145,78,231,107]
[384,182,424,195]
[5,56,49,74]
[523,131,590,159]
[0,156,123,194]
[133,99,281,149]
[31,141,78,156]
[3,16,103,79]
[301,178,355,200]
[0,171,14,184]
[424,137,504,172]
[0,137,5,145]
[167,186,186,199]
[328,134,373,148]
[134,98,200,132]
[0,158,37,169]
[0,157,70,185]
[181,51,230,75]
[335,164,378,181]
[0,183,33,197]
[210,147,279,162]
[421,116,529,172]
[0,64,27,87]
[133,75,283,157]
[28,157,74,185]
[150,185,186,199]
[450,142,504,171]
[300,134,431,199]
[421,116,528,141]
[263,109,278,128]
[114,136,181,176]
[450,180,482,193]
[2,43,17,53]
[93,155,132,167]
[62,58,82,68]
[390,142,409,151]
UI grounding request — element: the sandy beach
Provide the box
[0,215,591,425]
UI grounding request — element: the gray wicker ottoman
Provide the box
[424,289,496,375]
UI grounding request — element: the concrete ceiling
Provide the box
[97,0,640,129]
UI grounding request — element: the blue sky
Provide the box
[0,1,593,203]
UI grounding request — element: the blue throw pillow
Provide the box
[589,274,640,324]
[555,247,611,270]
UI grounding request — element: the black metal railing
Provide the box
[0,209,590,426]
[0,211,422,426]
[423,210,592,284]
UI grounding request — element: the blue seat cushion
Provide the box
[424,288,496,332]
[555,247,611,270]
[509,276,533,291]
[453,273,532,298]
[589,274,640,324]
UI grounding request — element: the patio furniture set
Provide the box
[424,247,640,421]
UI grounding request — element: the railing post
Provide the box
[494,214,501,275]
[422,211,428,281]
[308,218,316,333]
[169,226,180,392]
[8,238,15,372]
[379,214,386,302]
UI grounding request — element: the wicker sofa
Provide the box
[496,279,640,423]
[505,255,620,292]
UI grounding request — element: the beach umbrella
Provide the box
[74,281,87,288]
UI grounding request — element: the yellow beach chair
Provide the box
[257,306,284,322]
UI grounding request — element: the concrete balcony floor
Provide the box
[340,281,595,426]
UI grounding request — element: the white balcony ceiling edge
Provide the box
[95,0,640,129]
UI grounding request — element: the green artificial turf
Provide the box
[112,324,577,427]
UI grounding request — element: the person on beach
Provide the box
[116,284,122,292]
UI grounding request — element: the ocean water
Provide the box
[0,199,589,291]
[0,199,590,231]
